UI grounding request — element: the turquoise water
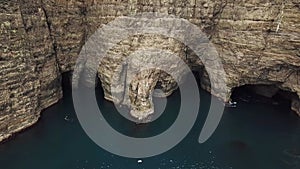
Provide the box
[0,79,300,169]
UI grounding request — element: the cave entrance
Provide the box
[230,84,298,115]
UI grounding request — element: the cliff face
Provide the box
[0,0,299,141]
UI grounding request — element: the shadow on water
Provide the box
[0,72,299,169]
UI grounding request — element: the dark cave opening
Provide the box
[61,70,299,117]
[61,72,73,96]
[230,84,298,115]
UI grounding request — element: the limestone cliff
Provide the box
[0,0,299,142]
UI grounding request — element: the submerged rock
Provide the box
[229,140,248,151]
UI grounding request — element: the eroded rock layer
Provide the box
[0,0,299,141]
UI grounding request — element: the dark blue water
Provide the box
[0,80,300,169]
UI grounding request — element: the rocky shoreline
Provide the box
[0,0,299,142]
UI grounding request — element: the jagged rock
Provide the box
[97,34,187,120]
[292,99,300,116]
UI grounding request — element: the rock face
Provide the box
[97,34,188,121]
[292,99,300,116]
[0,0,299,141]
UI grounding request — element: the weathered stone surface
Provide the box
[0,0,299,141]
[97,34,187,120]
[292,99,300,116]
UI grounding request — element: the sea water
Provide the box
[0,79,299,169]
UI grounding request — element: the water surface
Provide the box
[0,80,299,169]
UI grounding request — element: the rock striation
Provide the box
[0,0,299,142]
